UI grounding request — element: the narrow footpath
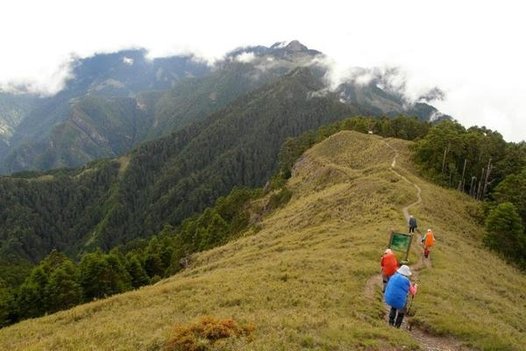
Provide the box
[363,139,470,351]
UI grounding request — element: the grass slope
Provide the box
[1,131,524,350]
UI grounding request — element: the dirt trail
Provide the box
[363,139,468,351]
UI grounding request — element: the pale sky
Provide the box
[1,0,525,142]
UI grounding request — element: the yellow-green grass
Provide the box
[1,131,524,350]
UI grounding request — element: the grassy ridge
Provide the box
[1,131,524,350]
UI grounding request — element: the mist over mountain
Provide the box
[0,41,446,174]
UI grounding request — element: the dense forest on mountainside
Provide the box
[2,114,524,329]
[0,68,358,271]
[0,114,431,326]
[0,161,122,283]
[96,68,360,249]
[1,126,525,351]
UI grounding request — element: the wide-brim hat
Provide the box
[397,265,412,277]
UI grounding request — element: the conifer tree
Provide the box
[485,202,526,266]
[127,256,149,288]
[45,262,82,313]
[0,279,15,327]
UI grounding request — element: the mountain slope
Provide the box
[1,131,524,350]
[2,96,152,170]
[92,67,363,249]
[0,41,447,174]
[0,67,362,265]
[0,51,210,173]
[0,93,39,148]
[0,42,323,174]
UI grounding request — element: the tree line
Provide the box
[0,184,271,327]
[412,120,526,268]
[0,114,424,327]
[1,114,524,328]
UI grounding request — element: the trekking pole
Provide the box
[404,294,415,331]
[406,283,418,316]
[406,294,415,315]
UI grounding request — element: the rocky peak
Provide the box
[284,40,309,52]
[268,40,321,59]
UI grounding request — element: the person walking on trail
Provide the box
[408,215,417,233]
[422,229,436,258]
[384,265,417,328]
[381,249,398,293]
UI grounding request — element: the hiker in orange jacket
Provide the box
[381,249,398,292]
[421,229,436,258]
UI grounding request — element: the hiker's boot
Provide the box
[395,313,405,328]
[388,308,396,326]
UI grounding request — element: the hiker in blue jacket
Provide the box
[384,265,416,328]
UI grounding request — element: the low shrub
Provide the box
[164,316,255,351]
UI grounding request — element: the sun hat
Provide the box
[384,248,393,254]
[397,265,412,277]
[427,229,431,232]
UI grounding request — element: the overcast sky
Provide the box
[1,0,524,142]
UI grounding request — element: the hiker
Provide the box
[384,265,417,328]
[380,249,398,292]
[421,229,436,258]
[408,215,417,233]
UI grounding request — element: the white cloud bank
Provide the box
[0,0,524,142]
[234,52,256,63]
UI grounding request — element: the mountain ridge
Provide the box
[1,131,523,350]
[0,40,447,174]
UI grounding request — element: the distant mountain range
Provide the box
[0,40,448,174]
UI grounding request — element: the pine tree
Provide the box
[16,267,49,318]
[127,256,149,288]
[45,262,82,313]
[485,202,526,266]
[0,279,15,327]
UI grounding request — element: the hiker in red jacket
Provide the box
[381,249,398,292]
[422,229,436,258]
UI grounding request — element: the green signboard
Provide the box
[388,232,413,263]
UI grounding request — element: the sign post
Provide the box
[388,231,413,264]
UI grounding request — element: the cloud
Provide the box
[0,0,524,142]
[0,56,74,96]
[317,57,444,107]
[234,52,256,63]
[122,57,134,65]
